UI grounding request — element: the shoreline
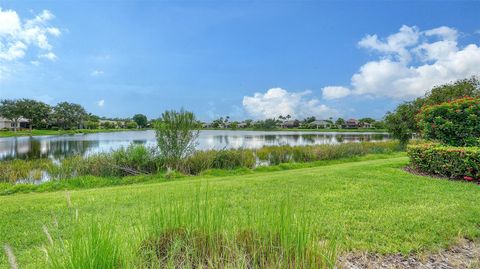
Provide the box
[0,128,389,138]
[0,128,149,138]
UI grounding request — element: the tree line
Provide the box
[0,99,150,132]
[384,76,480,146]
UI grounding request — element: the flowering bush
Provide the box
[407,143,480,181]
[416,97,480,146]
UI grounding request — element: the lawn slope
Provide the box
[1,156,479,268]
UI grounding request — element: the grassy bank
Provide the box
[1,155,479,268]
[0,152,403,195]
[0,128,148,138]
[0,141,402,192]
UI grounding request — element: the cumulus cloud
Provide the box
[243,88,337,119]
[39,52,57,61]
[0,8,60,62]
[97,99,105,107]
[91,70,105,76]
[323,25,480,100]
[322,86,351,100]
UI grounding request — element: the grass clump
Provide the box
[45,221,128,269]
[256,141,401,165]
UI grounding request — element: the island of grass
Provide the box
[1,153,479,268]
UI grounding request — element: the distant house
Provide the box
[202,122,212,128]
[237,122,248,128]
[344,119,359,128]
[309,120,331,129]
[361,122,374,128]
[0,117,11,130]
[0,117,30,130]
[281,120,299,128]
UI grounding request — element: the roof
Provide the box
[311,120,330,125]
[282,120,297,125]
[346,119,359,123]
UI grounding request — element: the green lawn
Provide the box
[0,128,146,138]
[1,155,479,268]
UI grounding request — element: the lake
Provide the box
[0,130,390,160]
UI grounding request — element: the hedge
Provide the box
[407,143,480,180]
[416,97,480,146]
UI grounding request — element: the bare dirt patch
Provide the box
[402,166,451,180]
[338,239,480,269]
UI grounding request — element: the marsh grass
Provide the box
[42,187,337,269]
[256,141,401,165]
[0,159,51,183]
[0,141,403,195]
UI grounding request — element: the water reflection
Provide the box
[0,130,390,160]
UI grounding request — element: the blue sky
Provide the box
[1,1,479,121]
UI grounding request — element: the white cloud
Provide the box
[0,7,60,62]
[97,99,105,107]
[325,25,480,100]
[322,86,351,100]
[39,52,57,61]
[243,88,337,119]
[91,70,104,76]
[358,25,420,62]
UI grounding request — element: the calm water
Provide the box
[0,130,390,160]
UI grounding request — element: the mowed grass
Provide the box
[1,155,480,268]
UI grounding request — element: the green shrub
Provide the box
[256,141,400,165]
[180,149,255,175]
[212,149,256,170]
[111,144,160,174]
[407,143,480,179]
[417,97,480,146]
[181,150,216,175]
[0,159,52,183]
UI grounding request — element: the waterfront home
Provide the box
[309,120,331,129]
[361,122,374,128]
[0,117,30,130]
[345,119,359,128]
[281,120,299,128]
[237,122,248,128]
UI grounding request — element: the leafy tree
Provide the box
[303,116,316,124]
[230,121,239,129]
[335,118,345,127]
[373,120,386,129]
[17,99,52,131]
[53,102,87,130]
[132,114,148,128]
[0,100,22,132]
[385,76,480,145]
[101,121,116,129]
[84,121,99,129]
[244,119,253,128]
[253,118,277,130]
[154,109,199,169]
[417,97,480,146]
[421,77,480,106]
[359,117,375,124]
[125,121,138,129]
[385,103,417,147]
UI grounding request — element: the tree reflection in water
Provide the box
[0,130,390,160]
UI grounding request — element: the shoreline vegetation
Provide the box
[0,141,402,195]
[1,154,479,268]
[0,127,388,138]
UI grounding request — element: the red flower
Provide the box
[464,176,474,181]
